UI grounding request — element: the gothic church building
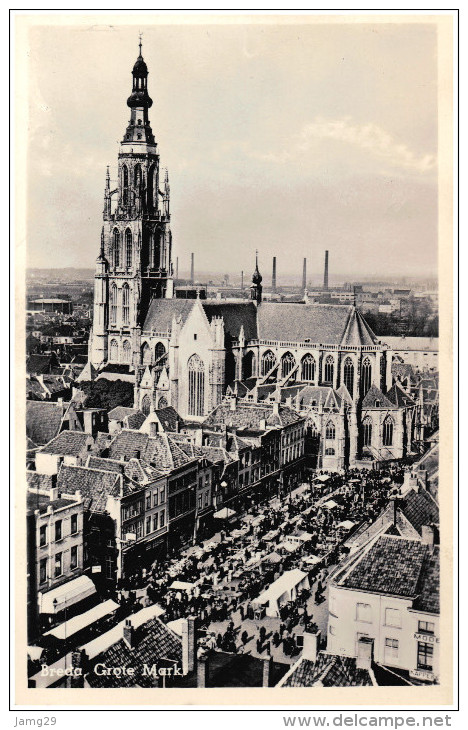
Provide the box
[89,48,416,468]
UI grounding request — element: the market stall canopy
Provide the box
[38,575,97,614]
[291,483,310,497]
[263,530,280,541]
[44,599,119,640]
[337,520,356,530]
[303,555,322,565]
[295,531,314,542]
[278,540,301,553]
[251,515,266,527]
[169,580,196,592]
[253,569,309,617]
[316,474,331,482]
[323,499,339,509]
[213,507,236,519]
[263,551,282,564]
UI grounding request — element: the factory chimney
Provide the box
[175,256,179,280]
[272,256,277,293]
[323,250,329,290]
[190,253,194,285]
[241,270,244,291]
[302,258,307,294]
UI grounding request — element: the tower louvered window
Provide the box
[125,229,133,268]
[112,229,120,268]
[110,284,117,324]
[188,354,205,417]
[343,357,354,398]
[122,283,130,324]
[122,165,129,205]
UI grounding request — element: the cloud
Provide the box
[255,117,436,174]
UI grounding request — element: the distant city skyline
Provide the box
[26,21,438,278]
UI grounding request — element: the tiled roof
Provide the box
[154,406,181,432]
[362,385,397,410]
[108,406,140,421]
[86,456,164,483]
[203,301,258,341]
[401,489,439,534]
[142,299,195,332]
[203,399,302,431]
[38,430,91,457]
[26,401,66,446]
[85,617,182,688]
[26,471,55,491]
[339,535,428,598]
[108,430,192,471]
[57,465,122,512]
[282,655,373,687]
[126,412,147,430]
[414,546,440,614]
[27,491,77,515]
[257,303,377,346]
[386,383,416,407]
[26,353,59,375]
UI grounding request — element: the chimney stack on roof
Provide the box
[123,618,135,649]
[272,256,277,293]
[190,253,194,285]
[323,250,329,290]
[302,258,307,294]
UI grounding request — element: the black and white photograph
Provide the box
[14,12,454,708]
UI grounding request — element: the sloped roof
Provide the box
[26,471,55,491]
[26,401,65,446]
[85,616,182,688]
[256,303,377,346]
[126,412,147,430]
[362,385,397,410]
[154,406,181,432]
[414,546,440,614]
[338,535,428,599]
[86,455,164,483]
[401,489,439,534]
[203,399,303,431]
[108,406,140,421]
[386,383,416,407]
[26,353,59,375]
[202,301,258,341]
[38,430,91,457]
[282,655,373,687]
[142,299,195,332]
[108,430,192,471]
[57,464,124,511]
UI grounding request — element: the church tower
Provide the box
[90,41,174,368]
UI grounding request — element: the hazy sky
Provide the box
[25,20,438,280]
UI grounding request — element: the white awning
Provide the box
[303,555,321,565]
[169,580,196,592]
[213,507,236,519]
[316,474,331,482]
[337,520,356,530]
[323,499,339,509]
[38,575,97,614]
[44,599,119,640]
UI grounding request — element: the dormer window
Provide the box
[375,400,381,407]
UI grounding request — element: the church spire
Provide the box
[250,250,263,304]
[122,39,155,145]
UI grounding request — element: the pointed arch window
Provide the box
[152,232,160,269]
[122,283,130,325]
[125,230,133,268]
[324,355,334,384]
[112,229,120,269]
[301,354,316,382]
[109,339,118,362]
[134,164,142,187]
[141,342,151,365]
[110,283,117,325]
[383,416,394,447]
[122,165,129,206]
[343,357,355,398]
[261,350,277,376]
[147,164,155,210]
[325,421,336,440]
[281,351,296,379]
[122,339,132,364]
[158,396,168,410]
[362,417,372,447]
[154,342,167,365]
[310,422,319,439]
[188,354,205,417]
[361,357,372,396]
[141,394,151,416]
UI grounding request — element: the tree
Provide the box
[78,379,134,411]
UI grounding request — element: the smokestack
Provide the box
[175,256,179,280]
[302,258,307,293]
[241,270,244,291]
[323,250,329,290]
[190,253,194,284]
[272,256,277,293]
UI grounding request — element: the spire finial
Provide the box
[138,32,143,56]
